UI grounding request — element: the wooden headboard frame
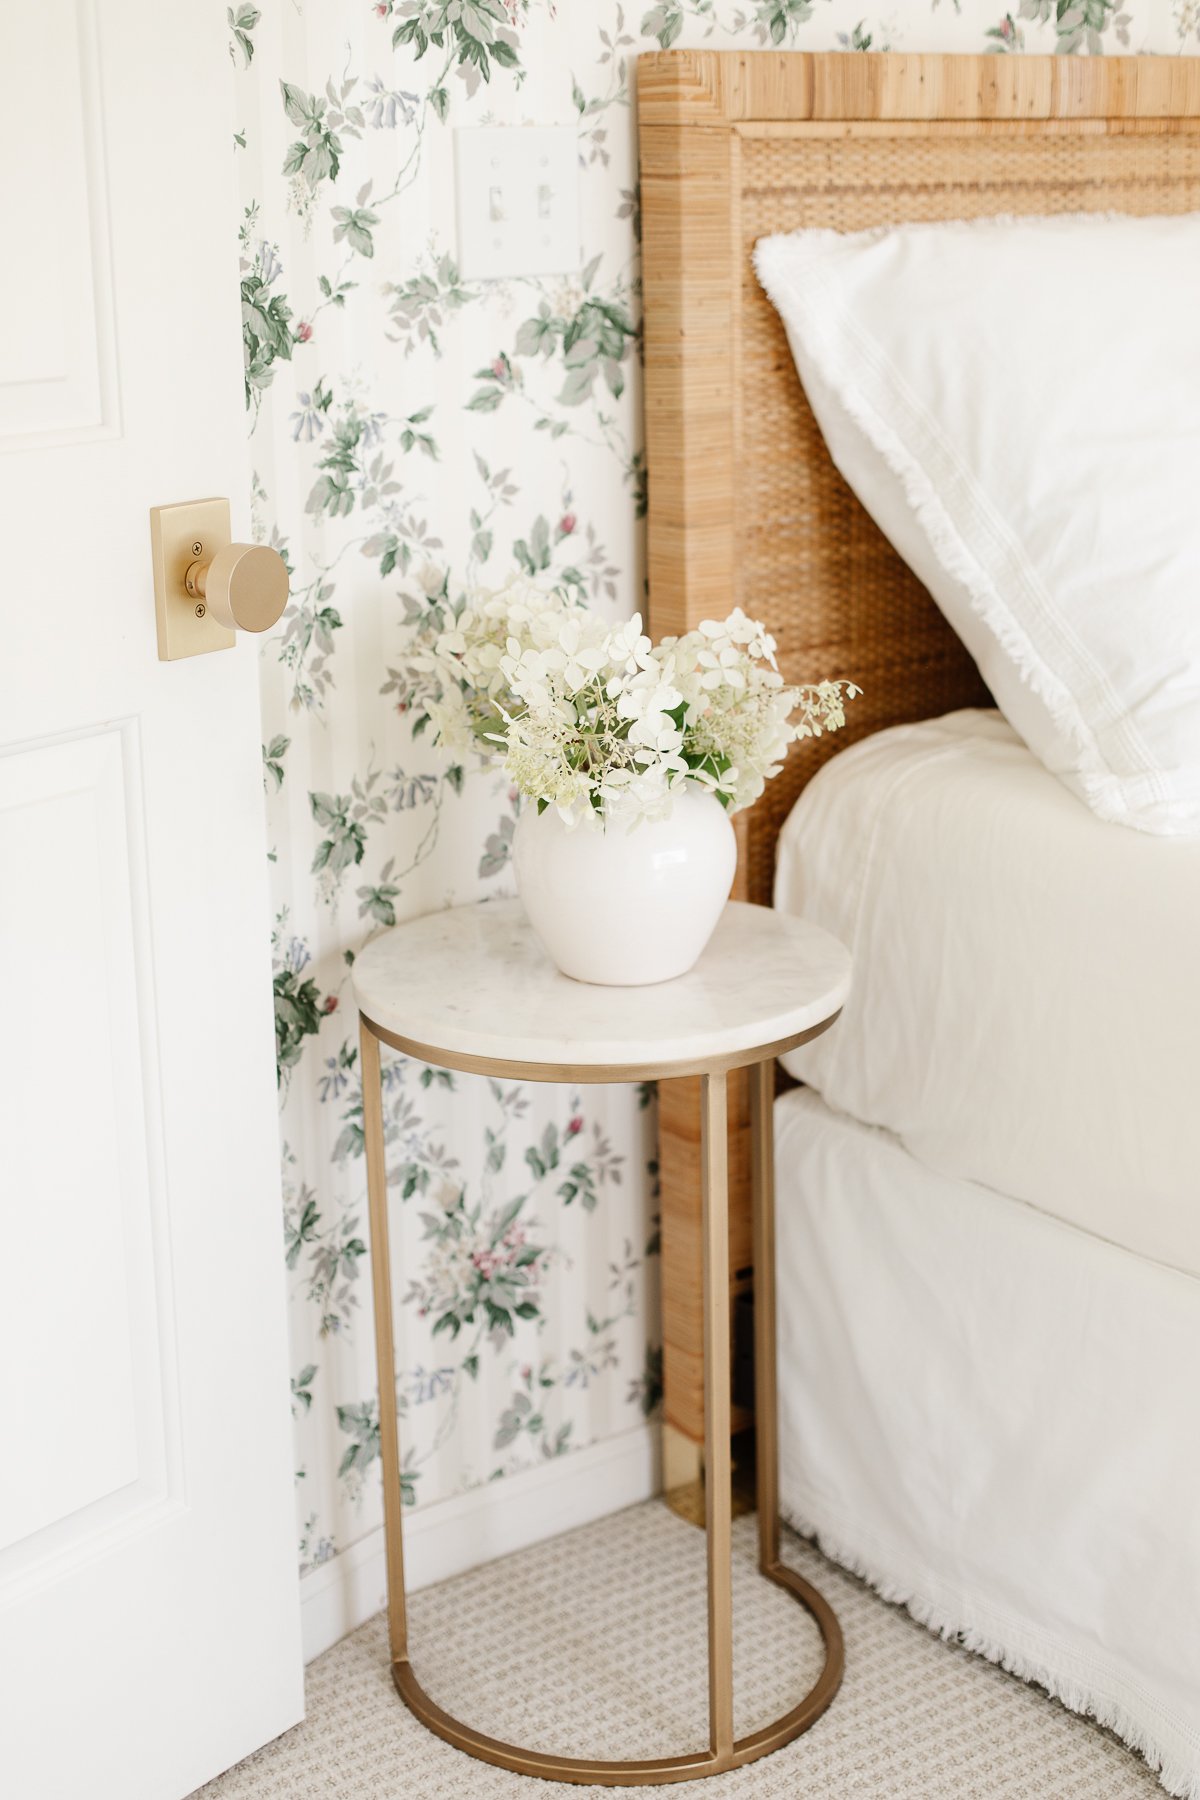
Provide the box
[639,50,1200,1463]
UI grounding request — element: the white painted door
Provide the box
[0,5,303,1797]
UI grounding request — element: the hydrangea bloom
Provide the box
[417,580,858,826]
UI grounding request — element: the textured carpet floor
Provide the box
[194,1501,1157,1798]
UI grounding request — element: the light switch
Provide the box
[455,126,580,281]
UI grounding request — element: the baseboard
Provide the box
[299,1422,661,1662]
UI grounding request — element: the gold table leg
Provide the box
[361,1019,409,1669]
[701,1070,734,1764]
[360,1020,843,1785]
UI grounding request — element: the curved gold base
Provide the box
[389,1556,843,1786]
[360,1021,847,1788]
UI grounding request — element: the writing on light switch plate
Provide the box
[455,126,580,280]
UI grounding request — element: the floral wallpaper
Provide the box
[231,0,1197,1585]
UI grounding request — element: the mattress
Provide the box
[774,1086,1200,1798]
[776,709,1200,1279]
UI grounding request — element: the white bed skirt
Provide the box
[775,1088,1200,1798]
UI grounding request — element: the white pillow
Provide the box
[755,214,1200,835]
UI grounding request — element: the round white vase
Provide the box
[512,784,737,986]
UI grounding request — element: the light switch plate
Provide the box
[149,498,235,661]
[455,126,580,281]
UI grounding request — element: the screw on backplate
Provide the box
[191,540,203,556]
[195,603,206,618]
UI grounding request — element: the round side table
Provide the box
[352,897,851,1786]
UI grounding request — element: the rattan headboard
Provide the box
[640,49,1200,907]
[638,51,1200,1455]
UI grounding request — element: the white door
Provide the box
[0,5,303,1796]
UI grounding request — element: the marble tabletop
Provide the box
[352,899,851,1073]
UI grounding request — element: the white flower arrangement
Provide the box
[414,575,858,826]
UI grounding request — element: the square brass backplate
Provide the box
[149,498,236,660]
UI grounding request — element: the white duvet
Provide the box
[775,1087,1200,1798]
[777,710,1200,1278]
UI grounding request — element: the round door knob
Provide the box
[184,543,289,633]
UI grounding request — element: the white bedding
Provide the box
[754,215,1200,836]
[777,710,1200,1279]
[775,1086,1200,1798]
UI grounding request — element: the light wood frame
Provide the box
[639,49,1200,1454]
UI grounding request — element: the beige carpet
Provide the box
[194,1502,1158,1798]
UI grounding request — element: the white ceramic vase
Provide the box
[512,784,737,986]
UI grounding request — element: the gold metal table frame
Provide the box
[359,1010,844,1786]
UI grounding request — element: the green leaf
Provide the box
[495,1193,526,1236]
[356,881,398,926]
[515,313,557,358]
[641,5,684,49]
[263,733,290,791]
[332,205,379,259]
[280,81,314,128]
[228,5,259,66]
[273,967,324,1084]
[557,362,596,407]
[558,1160,599,1211]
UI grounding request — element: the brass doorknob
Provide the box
[184,543,289,633]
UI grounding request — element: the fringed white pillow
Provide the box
[755,214,1200,836]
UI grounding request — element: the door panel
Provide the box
[0,4,303,1795]
[0,1,119,444]
[0,727,176,1571]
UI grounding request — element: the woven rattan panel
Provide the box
[734,126,1200,906]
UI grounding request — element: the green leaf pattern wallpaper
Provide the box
[231,0,1196,1582]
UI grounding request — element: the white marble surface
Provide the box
[352,899,851,1071]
